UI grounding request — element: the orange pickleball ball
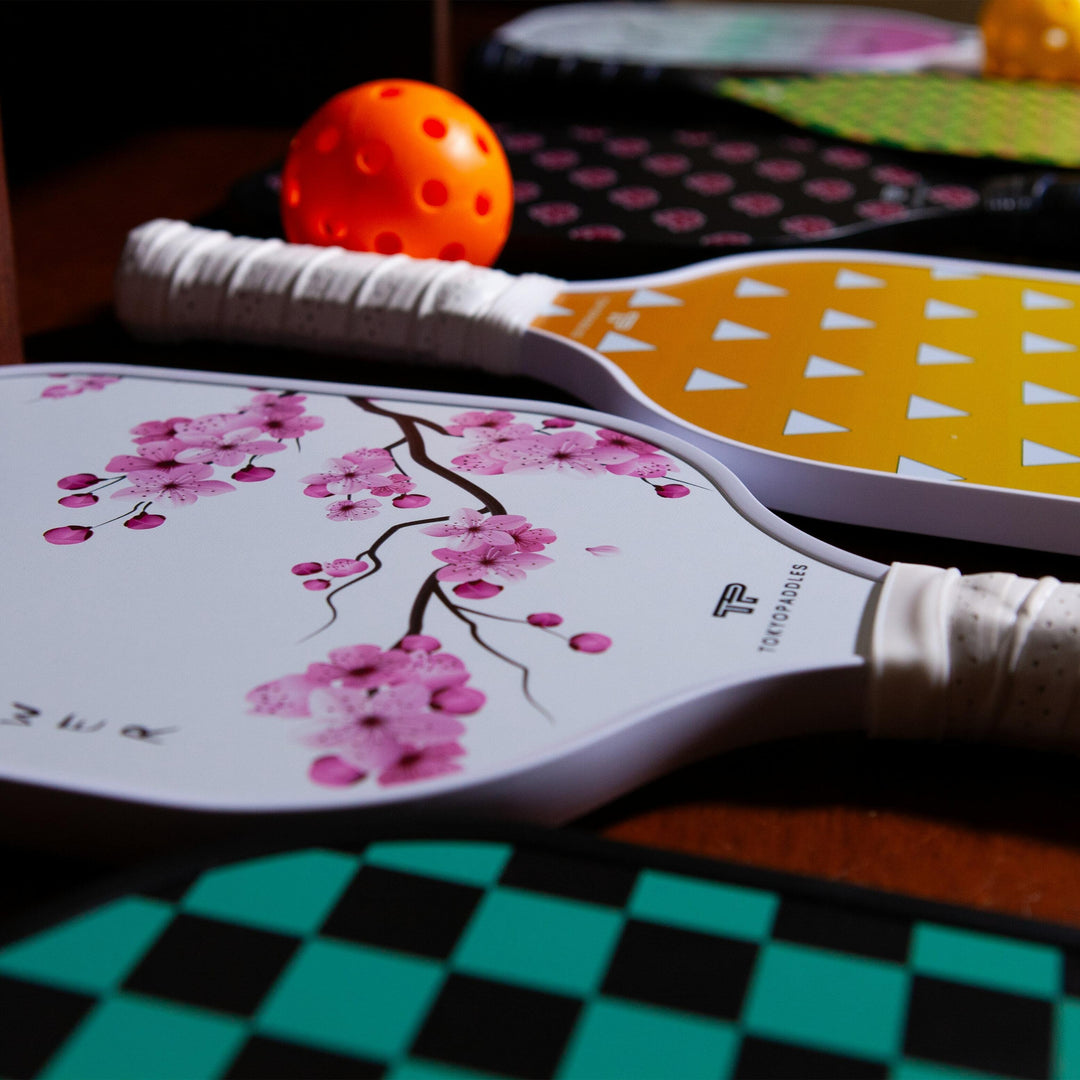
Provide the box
[281,79,513,266]
[981,0,1080,82]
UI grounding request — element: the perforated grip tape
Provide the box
[115,219,564,375]
[870,562,1080,746]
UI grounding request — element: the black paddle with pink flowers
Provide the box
[43,385,324,545]
[246,395,692,791]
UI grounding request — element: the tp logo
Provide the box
[714,583,758,617]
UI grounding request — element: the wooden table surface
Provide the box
[8,122,1080,932]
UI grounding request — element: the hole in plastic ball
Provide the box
[320,219,347,240]
[355,140,390,175]
[284,182,301,207]
[476,134,490,154]
[379,86,403,98]
[374,232,403,254]
[421,179,449,206]
[1044,26,1069,50]
[475,192,492,216]
[439,242,465,260]
[423,117,447,139]
[315,127,340,153]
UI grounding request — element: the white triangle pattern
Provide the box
[628,288,683,308]
[713,319,769,341]
[734,278,787,298]
[1023,331,1076,354]
[896,456,962,480]
[783,410,848,436]
[917,343,973,366]
[1022,289,1073,311]
[1023,381,1080,405]
[1023,440,1080,466]
[539,302,574,318]
[821,309,875,330]
[803,355,863,378]
[684,368,746,392]
[834,269,885,289]
[931,267,980,280]
[907,394,968,419]
[596,330,655,353]
[924,298,976,320]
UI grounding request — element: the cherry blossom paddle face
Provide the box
[0,364,878,843]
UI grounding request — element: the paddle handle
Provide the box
[116,219,563,375]
[871,563,1080,750]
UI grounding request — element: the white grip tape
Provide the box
[115,219,566,375]
[869,562,1080,747]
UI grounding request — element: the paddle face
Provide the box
[0,365,875,829]
[527,248,1080,549]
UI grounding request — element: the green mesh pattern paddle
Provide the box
[718,73,1080,167]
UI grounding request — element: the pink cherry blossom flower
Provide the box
[432,686,486,714]
[871,164,921,186]
[533,148,580,170]
[453,581,502,599]
[58,473,101,490]
[570,632,612,653]
[111,465,235,506]
[106,440,191,476]
[656,483,690,498]
[422,508,529,550]
[527,612,563,627]
[701,231,752,247]
[606,454,673,478]
[79,375,120,391]
[528,202,581,227]
[320,644,412,689]
[855,200,908,222]
[643,153,691,177]
[393,494,431,508]
[433,544,554,584]
[604,136,650,158]
[58,493,98,508]
[304,579,331,591]
[303,458,381,495]
[586,546,620,556]
[130,418,193,444]
[802,177,855,203]
[445,410,516,436]
[780,215,838,237]
[304,483,332,498]
[326,499,381,522]
[400,634,440,653]
[450,451,505,475]
[247,672,326,716]
[597,428,660,456]
[250,411,324,440]
[542,417,574,429]
[325,558,369,577]
[402,650,472,691]
[292,562,322,575]
[730,192,783,217]
[755,158,804,182]
[652,208,706,233]
[568,225,625,242]
[241,392,308,417]
[342,447,396,472]
[172,413,255,440]
[609,186,660,211]
[232,465,275,482]
[570,166,618,189]
[490,431,636,475]
[124,511,165,531]
[683,172,734,197]
[504,521,557,552]
[176,425,285,466]
[462,423,538,451]
[378,742,466,786]
[309,756,366,786]
[712,141,759,163]
[821,146,871,169]
[44,526,92,545]
[368,474,416,497]
[513,180,542,203]
[926,184,979,210]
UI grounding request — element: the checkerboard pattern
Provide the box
[3,832,1079,1079]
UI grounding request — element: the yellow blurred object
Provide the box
[981,0,1080,82]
